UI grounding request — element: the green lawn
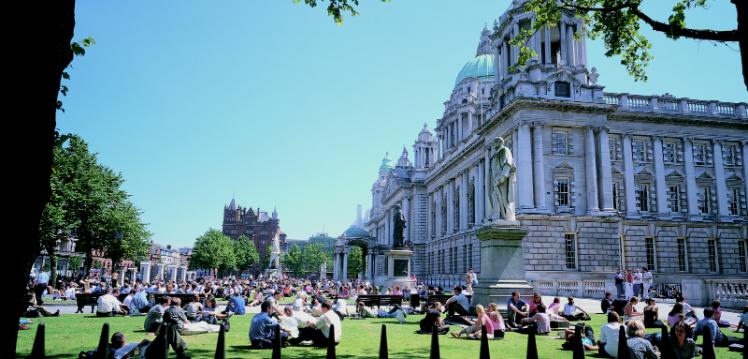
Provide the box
[16,313,743,358]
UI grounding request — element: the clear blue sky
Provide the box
[62,0,745,248]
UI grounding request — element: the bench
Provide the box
[75,293,129,313]
[355,295,403,309]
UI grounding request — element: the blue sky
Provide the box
[62,0,745,247]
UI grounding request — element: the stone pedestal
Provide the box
[378,248,416,290]
[472,222,534,306]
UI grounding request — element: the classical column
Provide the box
[118,267,126,285]
[476,161,484,223]
[559,20,567,66]
[623,135,638,217]
[585,126,600,212]
[435,188,442,237]
[180,266,187,282]
[566,23,575,66]
[543,27,552,65]
[597,127,615,211]
[333,253,339,280]
[461,171,469,229]
[468,111,474,133]
[577,19,587,66]
[532,123,547,210]
[343,251,348,280]
[403,194,410,242]
[157,264,165,280]
[653,137,669,215]
[518,123,535,210]
[169,265,177,281]
[684,138,699,217]
[503,41,510,76]
[743,142,748,202]
[494,41,501,80]
[140,262,151,283]
[448,180,455,233]
[512,22,520,65]
[713,140,729,218]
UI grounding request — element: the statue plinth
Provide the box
[472,223,534,307]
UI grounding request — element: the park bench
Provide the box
[75,293,129,313]
[355,294,403,309]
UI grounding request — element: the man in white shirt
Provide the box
[641,267,653,299]
[632,269,643,298]
[97,288,127,317]
[445,286,471,325]
[562,297,590,321]
[598,312,622,358]
[295,300,342,347]
[34,270,50,305]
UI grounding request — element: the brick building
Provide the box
[222,197,287,271]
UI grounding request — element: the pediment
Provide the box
[665,169,685,181]
[554,161,574,171]
[635,168,654,178]
[696,172,715,181]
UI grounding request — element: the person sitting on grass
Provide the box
[202,296,230,326]
[598,311,623,358]
[293,300,342,347]
[671,320,700,359]
[144,296,170,332]
[518,304,551,335]
[711,300,732,328]
[562,323,598,352]
[355,301,377,319]
[562,297,590,321]
[23,288,59,317]
[96,288,128,317]
[419,302,449,335]
[667,303,695,328]
[528,292,544,316]
[642,298,666,328]
[624,296,643,321]
[184,294,203,322]
[506,291,529,329]
[547,297,561,316]
[693,308,741,347]
[601,292,614,314]
[626,319,658,359]
[451,304,493,340]
[248,288,264,307]
[226,291,246,315]
[249,301,285,349]
[486,303,506,338]
[445,286,472,325]
[736,305,748,333]
[130,285,150,315]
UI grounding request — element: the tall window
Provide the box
[612,181,623,211]
[565,233,577,270]
[441,194,448,235]
[723,143,741,166]
[463,245,468,272]
[552,129,570,155]
[632,138,651,162]
[667,185,682,213]
[609,135,622,161]
[430,200,436,237]
[645,237,657,271]
[693,142,710,166]
[663,141,677,164]
[468,181,475,225]
[556,178,570,207]
[707,239,719,272]
[729,187,741,216]
[636,183,651,212]
[677,238,688,272]
[454,187,460,232]
[698,186,711,214]
[739,240,747,273]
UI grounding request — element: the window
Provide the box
[724,143,741,166]
[663,141,677,164]
[555,81,570,97]
[565,233,577,269]
[698,186,711,214]
[677,238,688,272]
[729,187,741,216]
[552,129,570,155]
[609,135,622,161]
[468,181,475,225]
[454,187,460,232]
[441,193,448,235]
[556,178,570,207]
[636,183,651,212]
[632,138,651,162]
[645,237,657,271]
[739,240,747,273]
[693,142,711,166]
[430,200,436,237]
[612,181,623,211]
[667,185,682,213]
[707,239,719,272]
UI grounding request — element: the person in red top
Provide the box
[528,292,544,316]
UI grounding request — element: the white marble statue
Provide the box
[268,232,282,270]
[487,136,516,221]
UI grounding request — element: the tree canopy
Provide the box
[513,0,746,90]
[233,235,260,272]
[190,229,237,275]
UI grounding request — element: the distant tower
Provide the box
[356,204,363,226]
[272,206,278,220]
[414,123,437,169]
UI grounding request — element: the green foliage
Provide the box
[190,229,236,274]
[233,235,259,272]
[295,0,389,25]
[282,245,304,276]
[68,256,83,270]
[39,134,150,275]
[346,246,363,278]
[58,37,95,112]
[302,243,332,274]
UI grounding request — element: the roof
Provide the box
[454,53,495,87]
[341,225,370,239]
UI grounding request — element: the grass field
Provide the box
[16,313,743,358]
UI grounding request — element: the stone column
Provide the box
[566,23,575,66]
[653,136,669,215]
[118,267,126,286]
[532,122,546,210]
[435,188,442,237]
[343,251,348,280]
[365,254,371,280]
[503,41,510,76]
[333,253,339,280]
[518,123,535,210]
[623,135,638,217]
[577,19,587,66]
[559,21,567,66]
[403,194,410,243]
[140,262,151,283]
[743,142,748,201]
[494,41,501,80]
[683,138,699,217]
[157,264,165,280]
[597,127,615,211]
[585,126,600,213]
[448,180,455,233]
[713,140,729,219]
[544,27,552,65]
[468,111,474,134]
[180,266,187,282]
[169,265,177,282]
[461,172,469,229]
[512,22,520,65]
[482,154,489,223]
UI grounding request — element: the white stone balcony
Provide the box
[603,92,747,119]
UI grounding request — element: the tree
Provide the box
[302,243,332,276]
[283,245,305,277]
[512,0,746,90]
[233,235,259,273]
[190,229,237,276]
[8,1,379,355]
[347,246,363,278]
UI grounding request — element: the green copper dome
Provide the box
[342,225,370,238]
[454,53,495,87]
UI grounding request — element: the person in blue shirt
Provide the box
[693,308,739,347]
[249,301,286,348]
[131,286,151,314]
[34,270,50,305]
[506,291,529,328]
[227,292,246,315]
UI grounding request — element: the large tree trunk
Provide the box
[734,0,748,92]
[6,1,75,356]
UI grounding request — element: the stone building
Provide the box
[361,0,748,307]
[222,197,287,271]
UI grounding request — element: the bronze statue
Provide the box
[392,204,406,247]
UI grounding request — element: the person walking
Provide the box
[624,269,634,300]
[614,269,625,299]
[632,269,643,298]
[641,268,653,300]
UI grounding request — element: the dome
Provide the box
[341,225,370,239]
[454,53,495,87]
[418,123,434,142]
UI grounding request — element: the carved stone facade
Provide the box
[363,1,748,307]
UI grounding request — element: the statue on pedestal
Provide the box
[392,204,406,248]
[487,136,516,221]
[267,232,282,270]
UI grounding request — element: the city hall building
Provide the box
[353,1,747,307]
